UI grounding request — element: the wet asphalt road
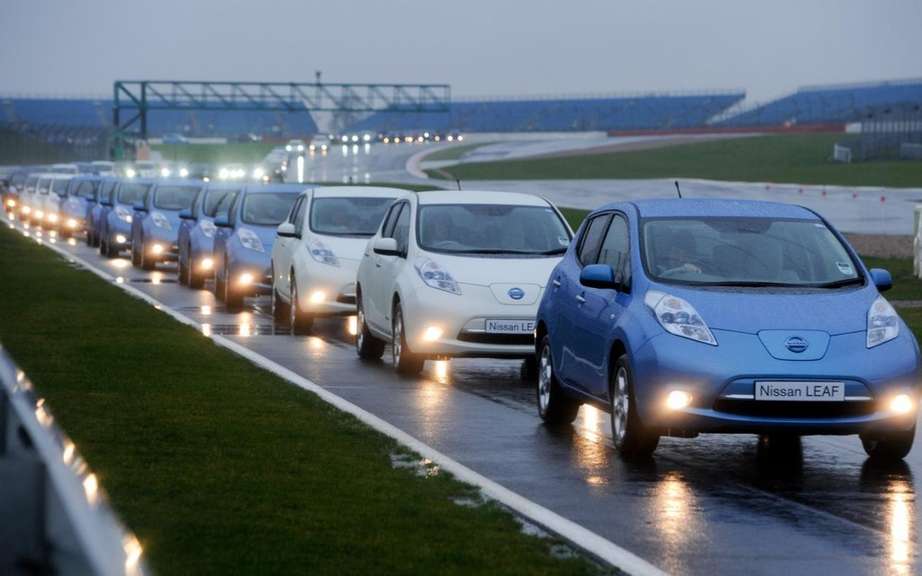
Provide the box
[17,222,921,576]
[292,139,922,235]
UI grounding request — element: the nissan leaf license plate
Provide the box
[754,381,846,401]
[486,319,534,334]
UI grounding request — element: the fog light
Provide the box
[200,257,214,271]
[151,243,164,255]
[347,315,358,336]
[115,234,127,244]
[35,210,44,219]
[66,218,78,229]
[309,290,326,304]
[890,394,915,415]
[6,199,14,208]
[665,390,693,411]
[422,326,443,342]
[21,206,30,215]
[47,213,58,223]
[238,272,254,286]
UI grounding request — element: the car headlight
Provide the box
[644,290,717,346]
[200,219,217,238]
[151,211,172,230]
[868,295,899,348]
[308,238,339,266]
[237,228,264,252]
[414,257,461,295]
[115,206,133,223]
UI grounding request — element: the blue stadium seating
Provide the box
[719,79,922,127]
[345,93,745,133]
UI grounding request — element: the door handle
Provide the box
[575,294,586,304]
[552,278,561,288]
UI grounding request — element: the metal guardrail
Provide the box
[0,345,147,576]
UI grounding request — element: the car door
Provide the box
[556,213,611,389]
[370,201,408,334]
[570,214,632,397]
[363,202,401,331]
[273,195,304,294]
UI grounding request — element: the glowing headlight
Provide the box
[237,228,264,252]
[297,144,304,152]
[125,168,137,178]
[151,243,164,255]
[252,167,265,180]
[179,167,190,178]
[285,145,293,152]
[665,390,693,411]
[422,326,443,342]
[867,296,899,348]
[115,234,127,244]
[200,257,214,270]
[200,219,217,238]
[151,211,171,230]
[35,210,44,219]
[308,238,339,266]
[415,257,461,295]
[644,290,717,346]
[889,393,915,415]
[6,199,15,208]
[238,272,254,286]
[47,213,59,223]
[160,168,171,178]
[309,290,326,304]
[115,206,133,223]
[66,218,78,229]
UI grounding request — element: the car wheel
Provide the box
[536,335,580,425]
[177,248,188,286]
[131,239,141,267]
[610,356,659,460]
[289,278,313,334]
[860,426,915,463]
[355,292,385,360]
[391,301,424,376]
[139,238,155,271]
[272,278,290,325]
[188,247,205,289]
[224,263,244,312]
[103,233,119,259]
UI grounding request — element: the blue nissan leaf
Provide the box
[177,182,241,288]
[535,199,921,462]
[130,179,203,270]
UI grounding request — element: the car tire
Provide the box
[103,233,119,259]
[224,264,244,312]
[177,248,189,286]
[860,426,915,463]
[272,285,290,325]
[536,335,580,425]
[610,356,660,460]
[391,301,424,376]
[289,278,313,335]
[355,292,385,360]
[139,239,155,271]
[188,247,205,289]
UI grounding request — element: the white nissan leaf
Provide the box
[271,186,407,333]
[355,190,573,376]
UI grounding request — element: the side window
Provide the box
[578,214,612,265]
[382,203,403,238]
[598,215,630,277]
[288,196,303,225]
[392,203,411,254]
[293,196,308,230]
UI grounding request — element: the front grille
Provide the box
[713,399,876,419]
[457,332,534,346]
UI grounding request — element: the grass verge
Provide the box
[0,226,606,576]
[152,142,277,165]
[429,134,922,188]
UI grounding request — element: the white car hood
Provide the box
[313,234,373,263]
[428,253,561,306]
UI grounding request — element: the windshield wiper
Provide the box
[812,277,864,289]
[701,281,801,288]
[447,248,563,255]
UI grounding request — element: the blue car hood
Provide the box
[655,284,877,336]
[237,224,279,253]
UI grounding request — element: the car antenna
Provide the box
[456,178,462,191]
[674,180,683,199]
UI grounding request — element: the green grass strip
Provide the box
[0,226,605,576]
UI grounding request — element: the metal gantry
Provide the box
[112,79,451,139]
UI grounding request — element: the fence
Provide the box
[835,104,922,161]
[0,345,146,575]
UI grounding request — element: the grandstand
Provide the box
[718,78,922,127]
[345,91,745,134]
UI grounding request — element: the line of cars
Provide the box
[4,169,920,463]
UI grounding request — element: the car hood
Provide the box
[427,253,561,305]
[237,224,279,253]
[656,284,878,336]
[312,234,373,263]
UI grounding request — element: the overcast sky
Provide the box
[2,0,921,103]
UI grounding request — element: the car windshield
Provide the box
[418,204,571,255]
[154,185,199,210]
[203,188,240,217]
[78,181,98,200]
[310,197,395,236]
[52,179,69,196]
[117,183,150,205]
[642,217,862,287]
[241,192,297,226]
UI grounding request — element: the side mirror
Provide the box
[580,264,620,290]
[179,209,195,220]
[869,268,892,292]
[373,237,400,257]
[277,222,299,238]
[214,215,232,228]
[132,201,147,212]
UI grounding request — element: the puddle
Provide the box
[389,452,441,478]
[130,278,178,284]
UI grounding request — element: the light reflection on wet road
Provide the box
[16,221,922,575]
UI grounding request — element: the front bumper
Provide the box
[632,329,921,435]
[401,282,541,359]
[295,260,359,317]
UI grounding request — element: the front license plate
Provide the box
[485,319,535,334]
[754,381,846,402]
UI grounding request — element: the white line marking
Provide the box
[28,225,666,576]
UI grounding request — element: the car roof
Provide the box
[598,198,820,220]
[243,183,308,195]
[311,185,409,199]
[415,190,551,207]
